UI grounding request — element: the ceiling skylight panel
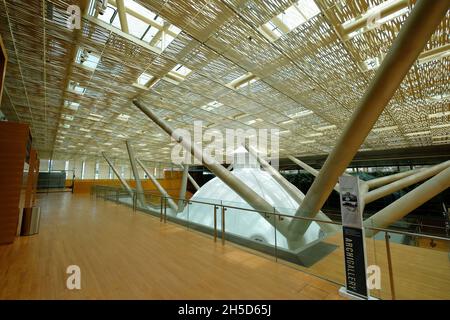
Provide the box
[137,72,153,86]
[172,64,192,77]
[124,0,164,24]
[68,81,86,95]
[258,0,320,41]
[277,6,305,30]
[75,47,100,70]
[127,13,150,38]
[296,0,321,18]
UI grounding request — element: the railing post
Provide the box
[385,232,396,300]
[221,206,226,245]
[164,197,167,223]
[160,196,163,222]
[273,207,278,262]
[214,205,217,242]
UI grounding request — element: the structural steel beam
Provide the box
[341,0,409,35]
[187,173,200,191]
[287,0,450,239]
[364,167,450,237]
[126,140,146,207]
[364,160,450,204]
[287,155,342,193]
[116,0,129,33]
[133,99,291,236]
[246,146,338,234]
[102,152,133,197]
[366,168,423,189]
[136,158,178,212]
[177,164,189,212]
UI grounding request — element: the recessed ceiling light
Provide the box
[373,125,398,133]
[288,110,313,118]
[75,47,100,70]
[64,100,80,111]
[117,114,130,121]
[315,124,337,131]
[430,123,450,129]
[405,131,431,137]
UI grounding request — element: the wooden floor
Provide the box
[0,193,344,300]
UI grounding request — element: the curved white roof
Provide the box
[177,164,321,250]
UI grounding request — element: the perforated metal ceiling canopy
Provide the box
[0,0,448,163]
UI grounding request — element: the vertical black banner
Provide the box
[342,226,368,298]
[339,176,369,299]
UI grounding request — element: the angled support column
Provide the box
[187,173,200,191]
[116,0,129,33]
[179,164,200,191]
[126,141,146,207]
[133,99,291,236]
[177,164,189,212]
[364,160,450,204]
[366,168,423,189]
[136,158,178,212]
[287,155,342,193]
[364,167,450,237]
[287,0,450,240]
[246,145,338,234]
[102,152,133,198]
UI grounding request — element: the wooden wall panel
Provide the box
[72,177,184,197]
[0,122,30,244]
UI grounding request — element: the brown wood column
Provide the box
[0,122,31,244]
[24,149,38,208]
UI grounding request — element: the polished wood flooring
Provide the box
[0,193,344,300]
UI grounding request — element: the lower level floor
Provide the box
[0,193,343,299]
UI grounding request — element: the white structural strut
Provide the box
[187,173,200,190]
[364,167,450,237]
[287,0,449,240]
[178,164,200,191]
[102,152,134,197]
[133,99,291,236]
[287,155,342,193]
[246,145,338,234]
[364,161,450,204]
[177,164,189,212]
[366,168,423,189]
[126,140,146,207]
[136,158,178,212]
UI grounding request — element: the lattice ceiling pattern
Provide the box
[0,0,449,163]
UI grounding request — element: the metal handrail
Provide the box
[91,185,450,242]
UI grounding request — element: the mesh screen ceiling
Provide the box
[0,0,448,162]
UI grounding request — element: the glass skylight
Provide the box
[259,0,320,41]
[75,47,100,70]
[237,78,257,89]
[64,100,80,111]
[68,81,86,95]
[171,64,192,77]
[201,101,223,111]
[91,0,180,51]
[137,72,154,86]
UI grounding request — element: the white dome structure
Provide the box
[175,147,323,250]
